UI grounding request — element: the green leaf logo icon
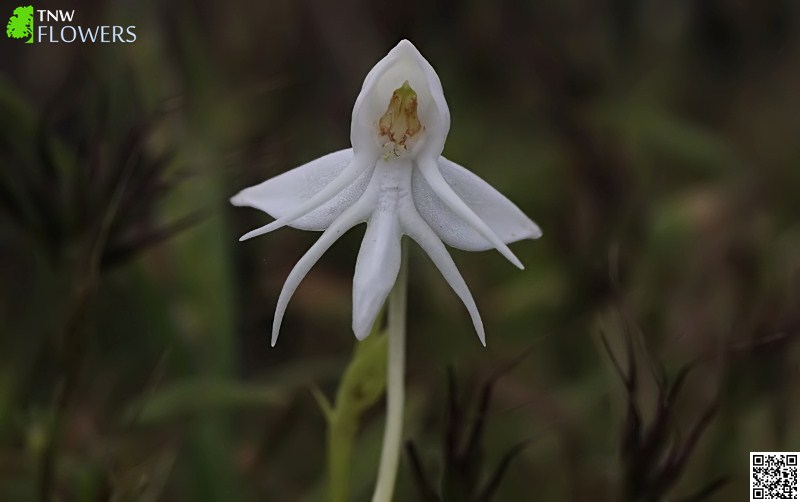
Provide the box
[6,6,34,44]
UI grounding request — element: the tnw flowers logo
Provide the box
[6,5,34,44]
[5,5,136,44]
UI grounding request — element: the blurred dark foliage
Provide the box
[601,327,727,501]
[0,57,197,500]
[406,367,528,502]
[0,62,196,271]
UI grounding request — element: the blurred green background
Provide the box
[2,0,800,500]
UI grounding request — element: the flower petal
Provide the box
[352,206,402,340]
[270,186,376,346]
[400,203,486,346]
[416,158,530,269]
[232,150,375,240]
[412,157,542,253]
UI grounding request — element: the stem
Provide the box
[372,241,408,502]
[328,415,356,502]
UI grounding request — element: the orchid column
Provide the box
[232,40,541,501]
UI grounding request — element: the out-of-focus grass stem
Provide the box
[37,141,138,502]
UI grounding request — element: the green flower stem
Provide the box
[321,313,387,502]
[328,412,356,502]
[372,241,408,502]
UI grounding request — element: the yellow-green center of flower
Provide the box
[378,80,423,159]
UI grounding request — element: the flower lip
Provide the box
[351,40,450,158]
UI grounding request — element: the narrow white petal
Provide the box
[412,157,541,251]
[400,203,486,346]
[352,207,402,340]
[271,190,375,346]
[238,152,376,241]
[231,149,375,231]
[417,157,525,270]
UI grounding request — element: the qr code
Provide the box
[751,452,799,501]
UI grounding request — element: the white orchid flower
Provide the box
[231,40,541,347]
